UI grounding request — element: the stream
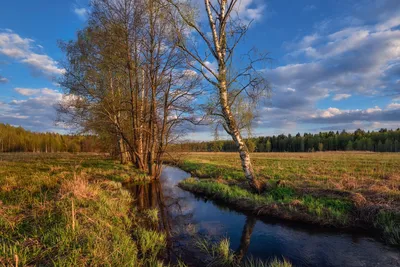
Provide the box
[126,166,400,267]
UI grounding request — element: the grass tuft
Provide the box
[196,238,291,267]
[375,211,400,245]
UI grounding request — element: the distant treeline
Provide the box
[0,123,103,153]
[2,124,400,153]
[170,128,400,153]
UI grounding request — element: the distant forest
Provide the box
[0,123,103,153]
[171,128,400,153]
[2,123,400,153]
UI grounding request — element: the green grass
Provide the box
[1,152,398,266]
[170,152,400,245]
[179,161,244,180]
[135,227,166,265]
[196,238,292,267]
[375,211,400,245]
[180,178,352,225]
[0,153,166,266]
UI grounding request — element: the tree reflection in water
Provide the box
[133,182,167,229]
[124,166,400,267]
[235,217,257,262]
[127,179,261,265]
[126,178,198,263]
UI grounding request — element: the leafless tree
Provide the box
[168,0,270,191]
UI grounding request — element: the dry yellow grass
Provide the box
[172,152,400,209]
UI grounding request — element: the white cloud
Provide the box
[366,106,382,113]
[10,99,27,105]
[314,107,343,118]
[13,87,63,100]
[0,75,8,84]
[332,94,351,101]
[265,11,400,111]
[14,87,62,97]
[375,14,400,31]
[234,0,266,23]
[182,69,198,78]
[303,105,400,125]
[194,0,267,25]
[254,1,400,136]
[0,30,65,77]
[22,54,65,75]
[15,88,39,96]
[299,34,319,48]
[204,60,217,72]
[0,88,64,132]
[74,7,88,20]
[387,102,400,109]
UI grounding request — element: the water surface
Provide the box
[126,166,400,267]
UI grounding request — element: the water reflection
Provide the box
[235,217,257,262]
[126,166,400,267]
[125,172,201,264]
[128,181,172,235]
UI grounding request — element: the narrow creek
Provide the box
[126,166,400,267]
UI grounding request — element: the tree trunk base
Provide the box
[249,179,267,194]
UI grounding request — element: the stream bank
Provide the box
[127,166,400,267]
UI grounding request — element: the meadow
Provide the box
[0,153,292,267]
[167,152,400,245]
[0,153,168,266]
[1,151,396,266]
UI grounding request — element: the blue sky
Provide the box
[0,0,399,140]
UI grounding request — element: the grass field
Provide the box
[167,152,400,245]
[0,153,292,267]
[0,153,168,266]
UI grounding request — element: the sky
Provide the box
[0,0,399,140]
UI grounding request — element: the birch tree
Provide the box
[169,0,269,191]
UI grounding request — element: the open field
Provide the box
[167,152,400,245]
[0,153,168,266]
[0,153,292,267]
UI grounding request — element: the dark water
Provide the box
[126,166,400,267]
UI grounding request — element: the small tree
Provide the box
[385,139,393,152]
[246,139,256,153]
[318,142,324,152]
[346,141,353,151]
[266,139,272,152]
[300,137,305,152]
[378,140,384,152]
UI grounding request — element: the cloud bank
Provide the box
[0,30,65,78]
[257,0,400,135]
[0,88,63,132]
